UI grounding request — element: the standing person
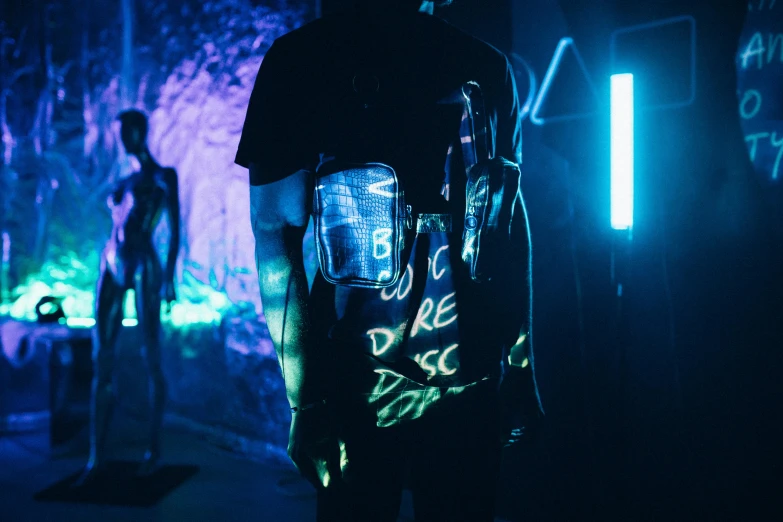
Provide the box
[236,1,543,520]
[77,109,179,484]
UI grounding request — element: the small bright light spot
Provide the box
[124,290,137,319]
[39,302,57,315]
[339,441,349,473]
[67,317,96,328]
[122,318,138,327]
[611,73,634,230]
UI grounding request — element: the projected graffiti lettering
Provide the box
[745,131,783,179]
[419,350,439,377]
[412,345,458,377]
[411,297,434,337]
[736,5,782,183]
[410,292,458,336]
[742,32,766,68]
[772,33,783,61]
[745,132,771,160]
[364,239,461,378]
[433,292,457,329]
[742,129,783,181]
[380,264,413,301]
[437,344,459,376]
[367,327,396,356]
[749,0,778,11]
[741,32,783,69]
[770,132,783,180]
[740,89,763,119]
[372,228,393,260]
[432,245,448,280]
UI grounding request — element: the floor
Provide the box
[0,414,427,522]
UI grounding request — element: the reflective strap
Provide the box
[416,213,452,233]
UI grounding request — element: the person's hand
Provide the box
[287,404,342,489]
[499,366,544,447]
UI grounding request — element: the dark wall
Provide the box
[499,1,783,521]
[320,0,513,51]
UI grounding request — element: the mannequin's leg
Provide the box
[136,259,165,476]
[74,269,124,485]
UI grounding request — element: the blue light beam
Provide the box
[611,73,634,231]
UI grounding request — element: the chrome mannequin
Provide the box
[76,109,180,484]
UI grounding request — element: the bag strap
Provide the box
[460,81,491,168]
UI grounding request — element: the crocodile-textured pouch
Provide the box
[313,161,411,288]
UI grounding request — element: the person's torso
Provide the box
[280,11,512,389]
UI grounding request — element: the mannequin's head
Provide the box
[117,109,149,156]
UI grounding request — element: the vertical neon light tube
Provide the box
[611,73,634,230]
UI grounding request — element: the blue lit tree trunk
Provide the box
[82,0,92,163]
[32,0,54,157]
[28,0,55,268]
[121,0,134,108]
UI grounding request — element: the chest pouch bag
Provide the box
[460,81,522,283]
[313,159,412,288]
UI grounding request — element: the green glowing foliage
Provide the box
[3,252,97,321]
[0,256,237,328]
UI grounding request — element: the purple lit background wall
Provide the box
[0,0,313,460]
[0,0,310,320]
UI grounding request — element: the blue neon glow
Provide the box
[611,73,634,230]
[530,37,599,126]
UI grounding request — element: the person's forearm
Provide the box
[255,227,324,408]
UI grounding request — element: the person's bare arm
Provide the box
[249,167,322,408]
[250,166,339,487]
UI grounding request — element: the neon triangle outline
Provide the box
[530,37,600,126]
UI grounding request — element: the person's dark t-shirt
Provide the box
[236,9,523,424]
